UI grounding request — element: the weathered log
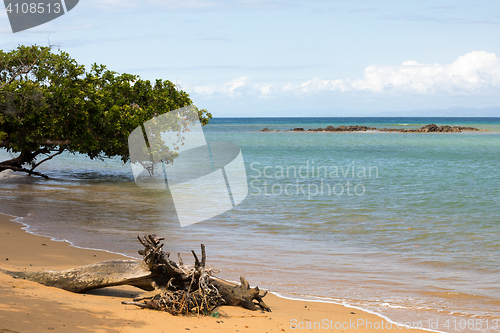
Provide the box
[1,234,271,315]
[4,260,154,293]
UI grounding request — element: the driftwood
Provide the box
[2,234,270,315]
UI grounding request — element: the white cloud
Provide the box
[282,78,346,93]
[187,51,500,99]
[191,78,277,99]
[254,83,274,98]
[285,51,500,95]
[193,76,250,98]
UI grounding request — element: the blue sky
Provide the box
[1,0,500,117]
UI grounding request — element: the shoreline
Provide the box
[6,212,139,260]
[0,212,430,333]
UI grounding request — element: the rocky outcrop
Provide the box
[261,128,281,132]
[379,124,482,133]
[307,125,377,132]
[278,124,483,133]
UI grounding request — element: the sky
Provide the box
[1,0,500,117]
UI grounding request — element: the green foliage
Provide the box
[0,114,5,141]
[0,45,211,167]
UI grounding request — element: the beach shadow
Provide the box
[0,293,126,332]
[86,286,141,299]
[0,276,148,333]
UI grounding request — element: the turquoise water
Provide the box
[1,117,499,332]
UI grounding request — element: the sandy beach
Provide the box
[0,213,429,333]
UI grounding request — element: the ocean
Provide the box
[1,117,499,332]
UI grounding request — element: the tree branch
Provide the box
[0,139,71,147]
[0,47,50,90]
[30,146,65,171]
[42,139,72,145]
[0,164,49,179]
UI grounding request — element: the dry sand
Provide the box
[0,213,425,333]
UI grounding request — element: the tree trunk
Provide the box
[0,146,66,179]
[1,235,271,315]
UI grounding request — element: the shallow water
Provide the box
[1,117,499,332]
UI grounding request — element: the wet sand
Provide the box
[0,213,426,333]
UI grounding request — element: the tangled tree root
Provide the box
[2,234,271,315]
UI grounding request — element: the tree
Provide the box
[0,45,211,178]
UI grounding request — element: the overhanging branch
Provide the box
[30,146,65,171]
[0,164,49,179]
[0,139,71,147]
